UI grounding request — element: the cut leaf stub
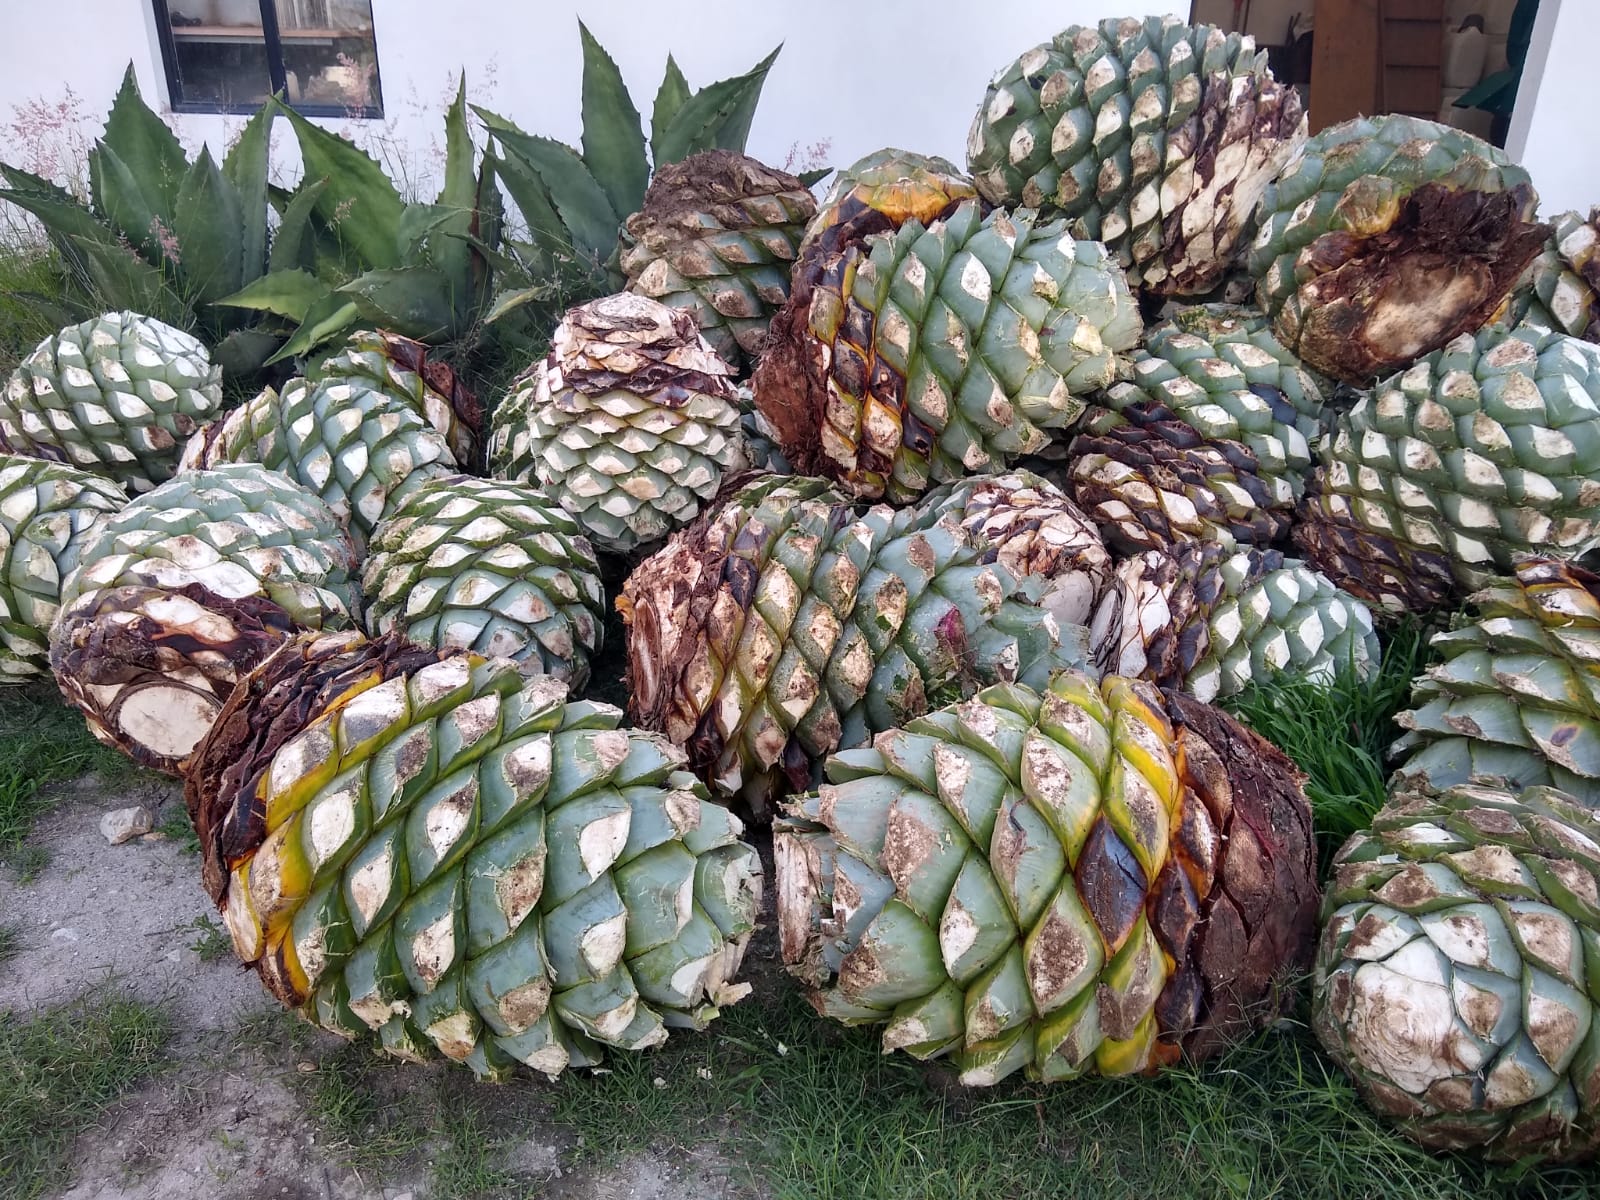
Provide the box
[775,672,1317,1084]
[187,630,763,1079]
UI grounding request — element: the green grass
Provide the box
[1225,621,1436,863]
[0,990,173,1200]
[0,239,73,375]
[0,923,19,968]
[538,983,1590,1200]
[186,915,231,963]
[156,801,202,855]
[300,1044,535,1196]
[0,687,141,876]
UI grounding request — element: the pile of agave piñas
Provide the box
[9,10,1600,1166]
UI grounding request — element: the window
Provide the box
[153,0,382,117]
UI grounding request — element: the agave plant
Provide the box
[475,23,800,331]
[216,79,499,367]
[0,67,276,377]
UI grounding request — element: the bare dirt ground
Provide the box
[1,781,752,1200]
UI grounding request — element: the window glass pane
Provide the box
[273,0,382,113]
[165,1,274,109]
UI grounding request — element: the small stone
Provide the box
[653,1077,668,1090]
[51,927,79,942]
[100,806,154,845]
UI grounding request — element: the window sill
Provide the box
[166,100,384,119]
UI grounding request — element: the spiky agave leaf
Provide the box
[0,454,126,681]
[1248,115,1548,385]
[1392,558,1600,798]
[1315,780,1600,1162]
[187,631,763,1079]
[490,293,745,554]
[619,150,817,373]
[362,475,605,689]
[620,474,1088,806]
[753,200,1143,502]
[776,671,1318,1083]
[966,17,1306,297]
[1,311,223,492]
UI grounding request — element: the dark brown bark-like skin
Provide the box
[1091,544,1278,688]
[51,583,298,777]
[751,191,967,488]
[1293,477,1459,614]
[188,632,445,907]
[627,151,814,242]
[1286,182,1548,385]
[1154,62,1305,297]
[369,330,484,460]
[1164,691,1318,1059]
[1070,402,1294,552]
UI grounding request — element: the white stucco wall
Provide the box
[1505,0,1595,214]
[0,2,1592,211]
[0,0,1170,198]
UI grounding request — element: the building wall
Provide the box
[0,0,1170,196]
[1505,0,1591,214]
[0,2,1591,211]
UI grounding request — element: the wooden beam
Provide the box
[1310,0,1381,131]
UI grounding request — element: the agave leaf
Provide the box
[275,98,404,270]
[484,284,559,325]
[397,204,461,260]
[266,292,365,364]
[269,177,329,272]
[475,108,619,265]
[100,64,187,213]
[650,56,692,164]
[489,149,574,259]
[431,76,477,311]
[90,143,165,262]
[337,266,457,341]
[472,152,503,308]
[70,232,182,319]
[8,291,81,330]
[172,146,245,304]
[653,47,780,164]
[577,21,648,220]
[799,167,832,188]
[0,169,120,283]
[212,327,286,381]
[215,267,330,322]
[222,101,275,282]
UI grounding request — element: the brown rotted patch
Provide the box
[626,150,815,239]
[1287,181,1549,385]
[1163,690,1316,1060]
[375,330,483,444]
[187,632,446,906]
[1153,61,1305,296]
[1293,476,1459,614]
[50,583,299,777]
[752,191,967,495]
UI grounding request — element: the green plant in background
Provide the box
[476,22,795,335]
[216,79,499,368]
[0,67,275,379]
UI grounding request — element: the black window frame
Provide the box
[151,0,384,118]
